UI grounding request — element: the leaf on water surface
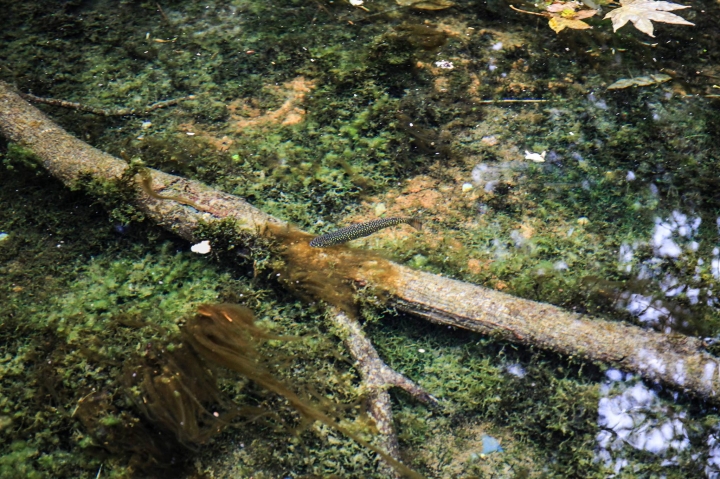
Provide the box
[521,1,599,33]
[547,1,582,12]
[396,0,454,10]
[603,0,694,37]
[549,9,598,32]
[607,73,672,89]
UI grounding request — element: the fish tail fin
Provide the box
[407,218,423,231]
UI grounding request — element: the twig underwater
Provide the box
[475,98,552,104]
[19,91,196,116]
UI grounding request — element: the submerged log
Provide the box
[390,267,716,398]
[2,79,720,407]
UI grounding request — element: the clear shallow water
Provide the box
[2,0,720,477]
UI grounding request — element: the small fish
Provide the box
[309,217,422,248]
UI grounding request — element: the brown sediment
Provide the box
[266,223,402,315]
[178,77,316,152]
[230,76,315,128]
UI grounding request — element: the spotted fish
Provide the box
[309,217,422,248]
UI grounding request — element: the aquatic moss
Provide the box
[5,0,720,476]
[2,142,42,171]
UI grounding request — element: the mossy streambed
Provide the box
[3,0,720,477]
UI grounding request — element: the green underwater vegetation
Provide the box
[4,0,720,477]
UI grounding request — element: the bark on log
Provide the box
[2,79,720,406]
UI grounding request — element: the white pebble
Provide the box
[191,240,211,254]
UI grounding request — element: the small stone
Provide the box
[481,435,503,454]
[577,217,589,226]
[481,136,499,146]
[461,183,473,193]
[374,203,387,216]
[524,150,546,163]
[191,240,211,254]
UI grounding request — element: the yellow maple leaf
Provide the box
[510,3,597,33]
[547,7,597,32]
[603,0,694,37]
[549,16,594,32]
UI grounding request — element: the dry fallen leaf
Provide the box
[511,2,597,33]
[607,73,672,89]
[603,0,694,37]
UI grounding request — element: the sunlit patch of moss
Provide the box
[44,243,229,339]
[2,143,42,171]
[0,163,240,476]
[0,442,44,479]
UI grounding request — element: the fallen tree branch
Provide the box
[3,79,720,412]
[388,268,718,399]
